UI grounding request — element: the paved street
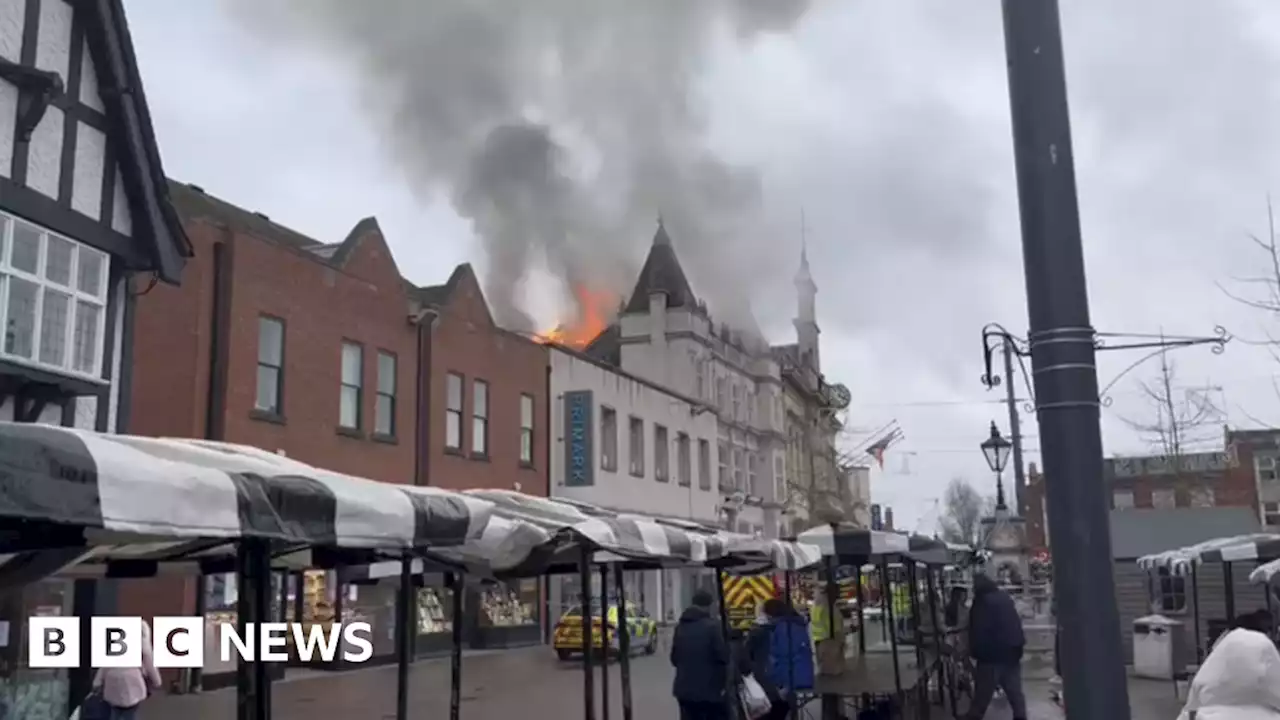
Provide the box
[136,646,1183,720]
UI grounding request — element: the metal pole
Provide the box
[1001,0,1131,716]
[395,558,412,720]
[449,572,464,720]
[1191,564,1202,662]
[1003,337,1028,513]
[599,565,611,720]
[882,561,902,697]
[785,571,798,720]
[854,567,866,654]
[1224,562,1236,621]
[580,548,596,720]
[613,566,634,720]
[715,569,740,720]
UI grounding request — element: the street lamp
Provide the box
[981,421,1012,509]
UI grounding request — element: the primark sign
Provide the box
[564,390,594,486]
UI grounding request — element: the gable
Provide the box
[0,0,189,282]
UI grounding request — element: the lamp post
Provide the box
[980,421,1013,510]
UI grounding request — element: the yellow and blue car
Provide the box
[552,602,658,660]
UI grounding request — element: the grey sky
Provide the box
[126,0,1280,530]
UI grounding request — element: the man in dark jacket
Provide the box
[670,590,729,720]
[965,573,1027,720]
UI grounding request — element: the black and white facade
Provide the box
[0,0,187,432]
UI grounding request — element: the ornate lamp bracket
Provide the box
[979,323,1230,410]
[0,59,64,141]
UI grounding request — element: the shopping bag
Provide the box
[738,674,772,720]
[815,637,844,676]
[72,691,110,720]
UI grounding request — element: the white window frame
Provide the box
[0,212,109,380]
[600,406,618,472]
[1259,455,1278,483]
[519,393,534,465]
[697,439,711,491]
[374,351,396,437]
[628,416,645,477]
[471,379,489,456]
[445,372,464,450]
[339,341,363,430]
[676,432,691,487]
[654,424,669,482]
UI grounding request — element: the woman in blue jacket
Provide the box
[741,599,814,720]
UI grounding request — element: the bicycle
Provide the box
[938,640,975,719]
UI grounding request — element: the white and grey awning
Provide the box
[1137,533,1280,576]
[0,424,508,571]
[795,523,912,560]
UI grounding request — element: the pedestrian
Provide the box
[740,598,814,720]
[963,574,1027,720]
[1178,626,1280,719]
[92,619,161,719]
[670,590,730,720]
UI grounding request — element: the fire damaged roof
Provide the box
[622,219,698,314]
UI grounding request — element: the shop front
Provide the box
[0,579,76,720]
[286,569,400,670]
[199,572,287,690]
[470,580,541,649]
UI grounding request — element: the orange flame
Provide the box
[537,285,616,349]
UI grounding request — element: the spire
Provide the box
[622,218,697,314]
[654,214,672,247]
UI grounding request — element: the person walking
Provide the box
[741,598,814,720]
[670,590,730,720]
[92,620,161,719]
[1178,626,1280,719]
[963,574,1027,720]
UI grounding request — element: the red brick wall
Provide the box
[425,267,549,496]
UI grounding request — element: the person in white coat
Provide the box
[1178,627,1280,720]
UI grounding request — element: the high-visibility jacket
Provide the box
[810,600,843,642]
[892,585,910,617]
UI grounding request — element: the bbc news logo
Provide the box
[28,617,374,668]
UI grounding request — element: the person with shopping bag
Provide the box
[740,598,813,720]
[90,620,162,720]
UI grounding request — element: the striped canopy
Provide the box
[1136,533,1280,576]
[0,424,540,578]
[794,523,912,560]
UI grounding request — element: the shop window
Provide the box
[600,407,618,471]
[0,214,108,378]
[339,342,363,430]
[418,586,455,635]
[519,393,534,465]
[472,380,489,456]
[697,438,711,491]
[446,373,464,450]
[256,316,284,414]
[1153,567,1187,613]
[654,425,669,482]
[375,351,396,437]
[629,416,645,477]
[479,581,537,628]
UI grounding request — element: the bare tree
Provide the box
[1220,198,1280,421]
[938,477,987,545]
[1118,348,1221,458]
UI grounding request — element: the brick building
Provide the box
[1024,429,1268,551]
[125,182,551,672]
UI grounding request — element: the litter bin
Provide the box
[1133,614,1187,679]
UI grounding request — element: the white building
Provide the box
[586,222,845,538]
[0,0,188,712]
[549,344,720,620]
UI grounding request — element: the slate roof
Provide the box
[622,220,697,314]
[1108,507,1261,559]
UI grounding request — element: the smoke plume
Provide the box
[225,0,811,330]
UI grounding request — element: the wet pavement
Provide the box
[135,646,1184,720]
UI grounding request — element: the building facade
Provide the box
[586,223,845,538]
[548,344,719,620]
[0,0,189,713]
[1227,428,1280,530]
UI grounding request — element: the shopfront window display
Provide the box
[478,581,536,628]
[0,580,73,720]
[202,571,286,672]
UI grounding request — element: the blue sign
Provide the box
[564,390,594,487]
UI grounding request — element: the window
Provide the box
[374,352,396,436]
[1151,488,1176,509]
[732,385,741,420]
[601,407,618,471]
[255,316,284,414]
[628,417,645,477]
[733,448,744,490]
[1189,487,1215,508]
[472,380,489,456]
[1113,490,1134,510]
[339,342,362,429]
[1266,501,1280,527]
[676,433,691,487]
[1154,567,1187,613]
[654,425,670,482]
[0,214,108,377]
[747,391,756,424]
[775,456,785,503]
[1259,455,1278,483]
[695,359,706,400]
[519,394,535,465]
[747,453,758,496]
[718,441,729,490]
[716,378,726,411]
[697,439,711,491]
[446,373,464,450]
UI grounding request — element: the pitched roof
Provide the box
[1108,507,1261,560]
[86,0,192,281]
[623,220,697,314]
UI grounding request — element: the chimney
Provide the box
[884,507,895,532]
